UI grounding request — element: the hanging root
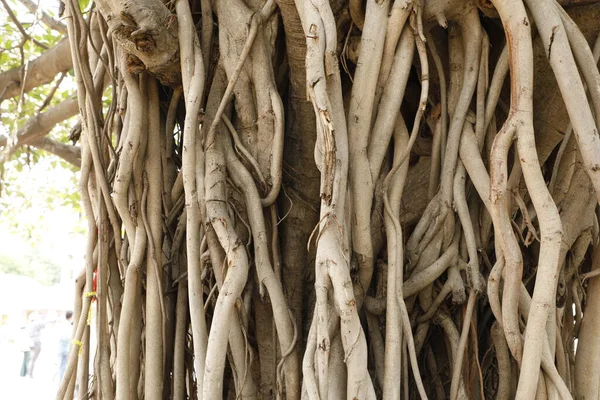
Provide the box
[49,0,600,398]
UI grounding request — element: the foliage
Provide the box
[0,250,61,286]
[0,0,81,242]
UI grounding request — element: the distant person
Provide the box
[18,323,32,377]
[58,311,73,381]
[27,312,45,378]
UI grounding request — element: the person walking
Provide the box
[18,323,32,377]
[58,311,73,381]
[26,313,44,378]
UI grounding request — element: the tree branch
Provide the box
[0,0,48,49]
[0,97,78,150]
[0,38,72,102]
[37,72,66,113]
[17,0,68,34]
[30,136,80,166]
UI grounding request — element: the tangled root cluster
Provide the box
[56,0,600,399]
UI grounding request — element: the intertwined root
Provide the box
[54,0,600,398]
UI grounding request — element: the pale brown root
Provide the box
[417,281,452,323]
[258,89,285,206]
[176,0,208,388]
[386,18,431,272]
[128,265,143,399]
[397,297,429,400]
[574,247,600,399]
[116,216,148,399]
[163,88,182,204]
[554,314,570,392]
[491,1,565,397]
[143,77,166,400]
[374,0,411,108]
[557,6,600,131]
[475,33,489,146]
[327,333,348,398]
[447,24,462,119]
[113,56,146,243]
[484,46,508,133]
[428,120,443,200]
[79,325,91,398]
[449,291,477,400]
[437,5,481,204]
[246,14,286,207]
[204,220,258,399]
[550,32,600,201]
[382,116,410,400]
[401,15,486,323]
[487,257,504,328]
[453,158,483,293]
[172,282,188,400]
[57,267,88,399]
[302,313,320,399]
[368,26,415,181]
[425,32,447,192]
[382,113,429,399]
[435,311,467,399]
[57,118,92,400]
[59,3,117,399]
[491,322,511,400]
[201,196,258,399]
[403,240,458,298]
[302,0,375,397]
[523,0,600,203]
[406,3,482,265]
[459,123,490,212]
[206,0,260,148]
[202,134,250,398]
[518,285,574,400]
[489,121,523,363]
[347,0,390,299]
[96,200,114,399]
[225,142,299,397]
[64,6,122,262]
[315,252,331,399]
[200,0,213,73]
